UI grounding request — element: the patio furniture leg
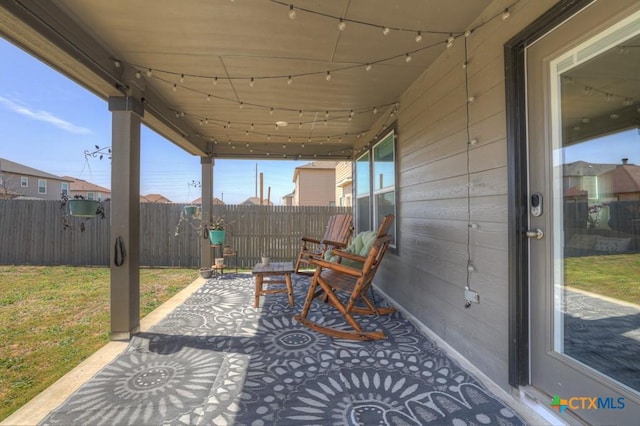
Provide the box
[285,272,294,306]
[254,274,263,308]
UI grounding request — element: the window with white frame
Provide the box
[87,192,95,200]
[355,128,397,248]
[21,176,28,187]
[38,179,47,194]
[61,182,69,196]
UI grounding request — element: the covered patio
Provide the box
[6,0,640,424]
[4,273,543,425]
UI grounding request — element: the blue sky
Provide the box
[0,38,302,204]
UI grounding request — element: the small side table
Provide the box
[251,261,294,308]
[210,245,238,276]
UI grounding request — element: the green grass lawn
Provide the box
[564,253,640,305]
[0,266,197,421]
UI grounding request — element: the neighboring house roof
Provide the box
[241,196,273,206]
[62,176,111,194]
[292,161,338,182]
[141,193,172,203]
[190,197,225,205]
[0,157,71,181]
[564,186,588,198]
[607,164,640,194]
[563,160,616,177]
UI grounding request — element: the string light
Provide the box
[501,8,510,21]
[365,64,372,71]
[382,27,390,36]
[213,77,218,85]
[180,74,184,83]
[288,4,296,19]
[135,71,141,79]
[338,19,346,31]
[326,71,332,81]
[250,77,255,87]
[446,35,455,48]
[146,68,152,77]
[415,31,422,42]
[287,76,293,85]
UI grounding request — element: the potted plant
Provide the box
[199,267,213,279]
[67,195,102,217]
[208,216,226,245]
[60,193,106,231]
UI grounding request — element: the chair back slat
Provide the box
[323,213,353,245]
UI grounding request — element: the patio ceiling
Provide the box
[0,0,492,160]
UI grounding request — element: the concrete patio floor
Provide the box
[2,273,552,425]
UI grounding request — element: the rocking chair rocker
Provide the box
[294,214,395,340]
[294,213,353,275]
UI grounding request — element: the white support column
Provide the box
[201,157,214,267]
[108,96,143,341]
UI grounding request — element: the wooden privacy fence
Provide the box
[0,200,351,268]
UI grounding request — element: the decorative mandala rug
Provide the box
[41,274,525,425]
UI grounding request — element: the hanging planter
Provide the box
[209,230,226,245]
[183,205,198,216]
[68,199,101,217]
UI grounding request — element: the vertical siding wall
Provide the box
[0,200,350,268]
[375,0,557,389]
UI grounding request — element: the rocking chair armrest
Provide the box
[308,257,363,277]
[329,249,367,263]
[320,239,348,249]
[301,236,322,245]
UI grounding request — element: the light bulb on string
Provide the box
[446,35,455,48]
[373,107,378,114]
[382,27,390,36]
[172,84,177,92]
[114,60,121,68]
[464,29,472,37]
[239,102,244,109]
[250,77,255,87]
[288,5,296,19]
[146,68,153,77]
[180,74,184,83]
[135,71,141,79]
[501,8,510,20]
[338,19,346,31]
[270,107,274,115]
[415,31,422,42]
[365,63,372,71]
[405,53,412,63]
[326,71,332,81]
[250,123,255,129]
[213,77,218,85]
[623,98,633,106]
[207,94,211,101]
[287,76,293,85]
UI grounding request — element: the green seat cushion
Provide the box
[325,230,377,268]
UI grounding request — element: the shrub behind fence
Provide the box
[0,200,351,268]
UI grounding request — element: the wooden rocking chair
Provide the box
[294,214,395,340]
[294,213,353,275]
